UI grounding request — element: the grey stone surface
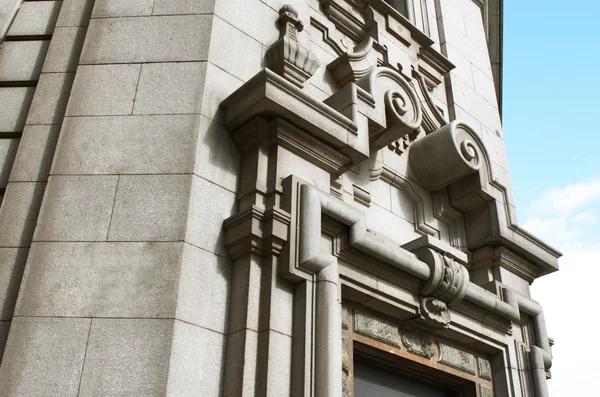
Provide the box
[51,115,198,175]
[56,0,94,27]
[42,27,87,73]
[194,115,240,192]
[0,182,46,247]
[25,72,75,125]
[0,317,90,397]
[15,242,182,318]
[0,40,49,81]
[437,343,476,374]
[0,87,35,132]
[214,0,279,46]
[91,0,154,18]
[401,330,435,358]
[200,62,243,122]
[0,137,18,187]
[354,310,399,346]
[176,243,231,333]
[78,319,172,397]
[65,64,140,116]
[0,320,9,360]
[133,62,206,115]
[152,0,215,15]
[80,15,211,64]
[0,248,28,320]
[33,175,118,241]
[208,15,263,81]
[185,174,236,257]
[7,1,61,36]
[9,124,61,182]
[108,175,192,242]
[166,320,225,396]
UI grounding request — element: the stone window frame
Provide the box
[342,301,495,397]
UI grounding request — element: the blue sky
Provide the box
[502,1,599,393]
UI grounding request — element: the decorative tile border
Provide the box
[437,343,476,374]
[341,304,349,329]
[478,357,492,380]
[342,337,350,372]
[401,330,435,358]
[480,384,493,397]
[354,310,400,346]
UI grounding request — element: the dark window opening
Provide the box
[354,359,458,397]
[385,0,410,18]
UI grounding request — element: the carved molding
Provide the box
[478,357,492,380]
[355,310,400,346]
[319,0,375,42]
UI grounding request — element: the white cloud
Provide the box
[526,178,600,395]
[529,178,600,216]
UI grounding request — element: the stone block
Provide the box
[152,0,215,15]
[42,27,87,73]
[223,329,259,397]
[262,330,292,396]
[201,62,243,122]
[370,179,391,210]
[78,319,173,396]
[91,0,154,18]
[208,15,263,81]
[0,320,9,360]
[15,242,182,318]
[0,182,46,247]
[390,185,415,223]
[0,40,49,81]
[176,243,231,333]
[133,62,206,115]
[471,63,499,108]
[214,0,279,46]
[80,15,211,64]
[185,174,237,257]
[166,320,225,396]
[366,203,419,244]
[443,43,475,88]
[108,175,192,242]
[0,317,90,397]
[51,115,198,175]
[7,1,61,36]
[194,115,240,192]
[0,138,18,187]
[0,87,35,132]
[0,248,28,320]
[9,124,60,182]
[56,0,95,27]
[25,72,75,125]
[65,64,140,116]
[33,175,118,241]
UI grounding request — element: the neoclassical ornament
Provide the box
[408,120,484,190]
[419,297,451,328]
[265,5,320,87]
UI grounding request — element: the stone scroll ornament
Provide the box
[355,67,423,151]
[408,120,483,190]
[265,5,320,87]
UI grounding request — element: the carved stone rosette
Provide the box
[265,5,320,87]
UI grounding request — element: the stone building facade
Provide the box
[0,0,560,396]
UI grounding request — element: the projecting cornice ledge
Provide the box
[408,120,561,279]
